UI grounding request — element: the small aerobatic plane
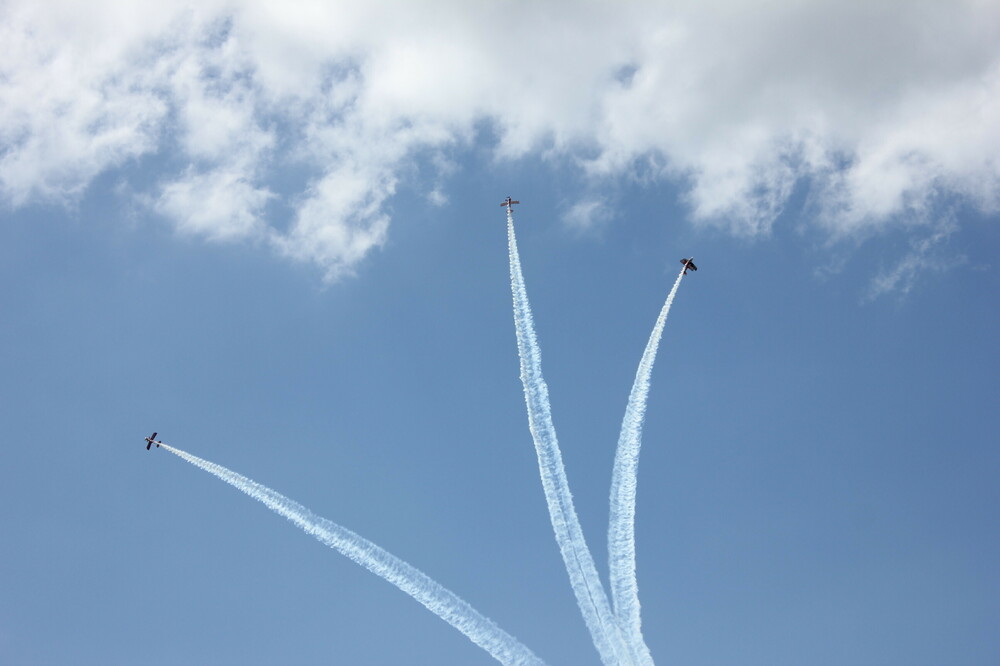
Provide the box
[680,257,698,275]
[145,432,162,450]
[501,196,520,212]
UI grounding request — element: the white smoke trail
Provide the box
[159,443,546,666]
[506,213,634,666]
[607,265,686,664]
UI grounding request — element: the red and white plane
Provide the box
[145,432,163,450]
[680,258,698,275]
[501,196,520,213]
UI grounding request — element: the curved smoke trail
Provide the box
[159,443,545,666]
[506,213,634,666]
[608,266,686,663]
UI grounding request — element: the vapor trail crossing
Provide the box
[608,265,686,664]
[159,443,545,666]
[506,212,634,665]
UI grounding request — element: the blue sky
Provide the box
[2,2,999,664]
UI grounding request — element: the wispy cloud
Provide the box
[865,219,964,301]
[562,197,614,234]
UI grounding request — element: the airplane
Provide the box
[145,432,162,450]
[680,258,698,275]
[500,196,520,212]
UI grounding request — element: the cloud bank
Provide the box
[2,0,998,279]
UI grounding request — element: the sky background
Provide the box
[1,1,999,664]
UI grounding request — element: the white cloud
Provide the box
[273,162,392,282]
[154,164,273,241]
[1,0,998,283]
[0,2,170,205]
